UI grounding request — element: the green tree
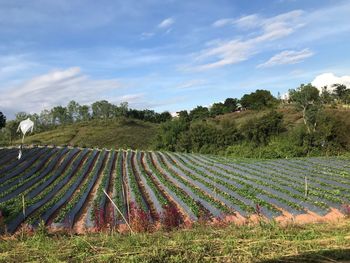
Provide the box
[320,87,334,104]
[67,100,80,122]
[241,111,284,146]
[91,100,113,119]
[157,111,172,123]
[240,90,277,110]
[223,98,238,112]
[333,84,347,100]
[4,120,19,143]
[15,112,29,122]
[0,112,5,129]
[78,105,90,121]
[289,84,321,133]
[51,106,69,124]
[155,119,189,151]
[177,110,190,122]
[210,102,225,116]
[189,106,209,120]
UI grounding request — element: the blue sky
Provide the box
[1,0,350,118]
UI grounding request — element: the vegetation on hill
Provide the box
[10,118,158,149]
[156,84,350,158]
[1,83,350,157]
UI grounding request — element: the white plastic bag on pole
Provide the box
[17,118,34,159]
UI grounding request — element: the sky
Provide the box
[0,0,350,118]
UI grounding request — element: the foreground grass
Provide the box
[1,220,350,262]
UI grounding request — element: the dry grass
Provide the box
[1,219,350,262]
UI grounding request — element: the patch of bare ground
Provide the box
[72,152,109,234]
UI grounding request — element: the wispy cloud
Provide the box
[175,79,207,89]
[0,67,125,116]
[190,10,304,71]
[158,18,175,29]
[212,14,260,29]
[257,48,314,68]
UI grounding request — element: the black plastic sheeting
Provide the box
[0,148,51,185]
[38,150,98,225]
[26,148,81,199]
[0,148,59,194]
[0,148,70,204]
[98,150,116,211]
[64,150,108,229]
[0,147,42,178]
[0,150,57,203]
[0,148,18,166]
[6,148,88,233]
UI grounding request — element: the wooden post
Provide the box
[304,176,308,197]
[22,194,25,219]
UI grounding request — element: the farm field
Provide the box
[0,146,349,234]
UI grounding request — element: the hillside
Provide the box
[9,105,350,156]
[216,104,350,130]
[0,146,349,234]
[18,118,159,150]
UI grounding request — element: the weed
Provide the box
[161,204,183,231]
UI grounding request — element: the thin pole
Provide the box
[304,176,308,197]
[103,189,133,234]
[22,194,25,219]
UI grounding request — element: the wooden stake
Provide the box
[22,194,25,219]
[304,176,308,197]
[103,189,133,234]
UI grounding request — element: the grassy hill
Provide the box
[19,118,158,150]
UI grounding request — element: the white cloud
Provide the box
[158,18,175,29]
[212,18,235,27]
[191,10,304,71]
[311,73,350,91]
[175,79,207,89]
[258,48,314,68]
[0,67,126,116]
[213,14,261,29]
[140,32,154,39]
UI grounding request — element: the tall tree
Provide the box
[78,105,90,121]
[240,90,277,110]
[92,100,113,119]
[0,112,6,129]
[210,103,225,116]
[224,98,238,112]
[289,84,321,133]
[67,100,80,122]
[51,106,69,124]
[189,106,210,120]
